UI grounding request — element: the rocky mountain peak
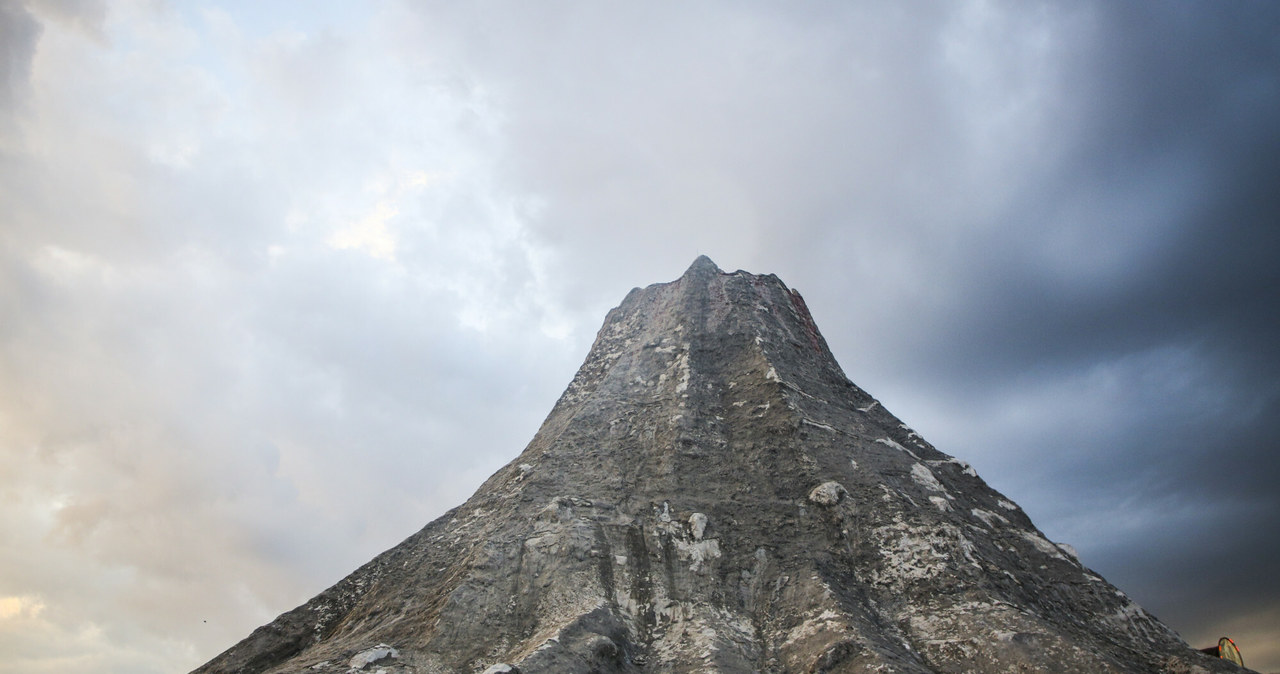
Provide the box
[195,261,1247,674]
[682,254,723,278]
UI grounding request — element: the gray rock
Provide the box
[193,256,1250,673]
[808,481,848,506]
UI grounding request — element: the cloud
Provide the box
[0,2,41,114]
[0,1,1277,672]
[0,596,44,620]
[0,2,578,670]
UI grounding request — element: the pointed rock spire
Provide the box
[195,264,1238,674]
[681,254,722,278]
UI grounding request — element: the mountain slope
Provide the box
[195,256,1241,673]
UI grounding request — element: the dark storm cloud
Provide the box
[919,2,1280,381]
[837,1,1280,653]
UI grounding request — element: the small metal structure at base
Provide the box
[1200,637,1244,667]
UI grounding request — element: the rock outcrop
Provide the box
[195,256,1245,673]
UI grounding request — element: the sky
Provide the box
[0,1,1277,672]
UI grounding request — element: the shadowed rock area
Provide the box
[195,257,1249,673]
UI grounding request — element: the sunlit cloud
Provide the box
[0,596,45,620]
[327,201,400,261]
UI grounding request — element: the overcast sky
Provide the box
[1,1,1277,672]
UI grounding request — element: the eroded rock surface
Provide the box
[194,256,1245,673]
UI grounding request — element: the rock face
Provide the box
[195,256,1244,674]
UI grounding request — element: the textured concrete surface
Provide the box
[194,257,1249,673]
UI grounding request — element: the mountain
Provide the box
[195,256,1245,673]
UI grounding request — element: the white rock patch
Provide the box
[674,351,691,393]
[927,456,978,477]
[910,463,950,498]
[876,437,921,460]
[675,538,722,572]
[870,522,978,587]
[783,608,845,647]
[689,512,709,540]
[971,508,1009,528]
[1019,531,1068,561]
[801,418,836,432]
[1056,542,1082,563]
[808,481,848,506]
[349,644,398,670]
